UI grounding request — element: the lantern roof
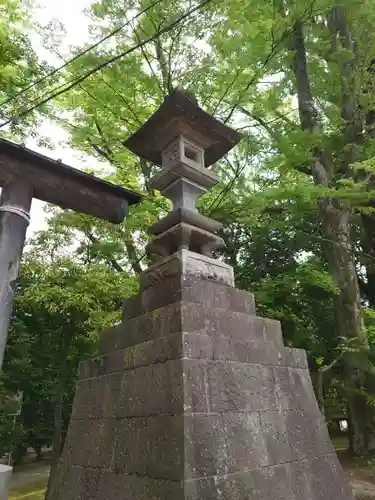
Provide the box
[123,88,242,167]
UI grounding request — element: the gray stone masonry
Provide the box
[51,276,354,500]
[51,89,354,499]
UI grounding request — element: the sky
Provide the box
[23,0,97,236]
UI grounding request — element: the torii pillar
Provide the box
[0,138,141,369]
[52,89,354,499]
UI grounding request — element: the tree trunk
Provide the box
[361,64,375,308]
[361,213,375,306]
[291,19,368,455]
[312,370,325,416]
[125,239,142,274]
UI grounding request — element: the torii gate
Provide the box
[0,137,141,369]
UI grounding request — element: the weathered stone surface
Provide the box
[125,334,184,371]
[141,249,235,290]
[285,411,334,460]
[284,347,308,369]
[184,457,353,500]
[79,350,125,380]
[100,303,186,354]
[185,463,295,500]
[49,464,83,500]
[274,366,320,412]
[122,277,256,320]
[61,418,115,468]
[117,360,183,417]
[99,303,184,354]
[179,304,278,344]
[53,465,184,500]
[97,471,183,499]
[309,454,354,499]
[289,454,355,500]
[260,410,334,464]
[184,412,269,478]
[259,411,294,465]
[206,361,279,413]
[60,324,351,500]
[146,222,225,260]
[114,416,184,479]
[149,208,222,237]
[101,302,283,355]
[72,373,121,419]
[84,334,306,379]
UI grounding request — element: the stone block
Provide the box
[184,476,216,500]
[308,454,355,499]
[184,414,223,478]
[79,350,125,380]
[260,409,334,464]
[122,276,255,320]
[114,416,184,480]
[102,302,284,355]
[206,361,279,413]
[274,366,320,412]
[185,463,295,500]
[184,412,270,478]
[100,303,184,354]
[124,334,184,371]
[211,337,283,366]
[149,208,222,237]
[263,318,284,345]
[182,359,209,413]
[182,333,214,360]
[289,454,354,500]
[96,471,183,500]
[56,466,101,500]
[259,411,294,465]
[71,378,101,420]
[285,411,334,460]
[283,347,308,369]
[49,464,83,500]
[219,463,295,500]
[97,333,209,374]
[140,249,235,290]
[121,333,211,371]
[180,303,283,345]
[61,418,115,468]
[117,360,184,417]
[79,467,103,500]
[86,334,303,378]
[72,373,121,419]
[98,324,125,355]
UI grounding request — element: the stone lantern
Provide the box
[52,89,354,500]
[124,87,241,289]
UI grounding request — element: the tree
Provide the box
[0,0,55,142]
[1,253,137,466]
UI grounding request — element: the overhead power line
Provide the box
[0,0,164,113]
[0,0,213,129]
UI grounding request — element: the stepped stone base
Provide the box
[51,276,354,499]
